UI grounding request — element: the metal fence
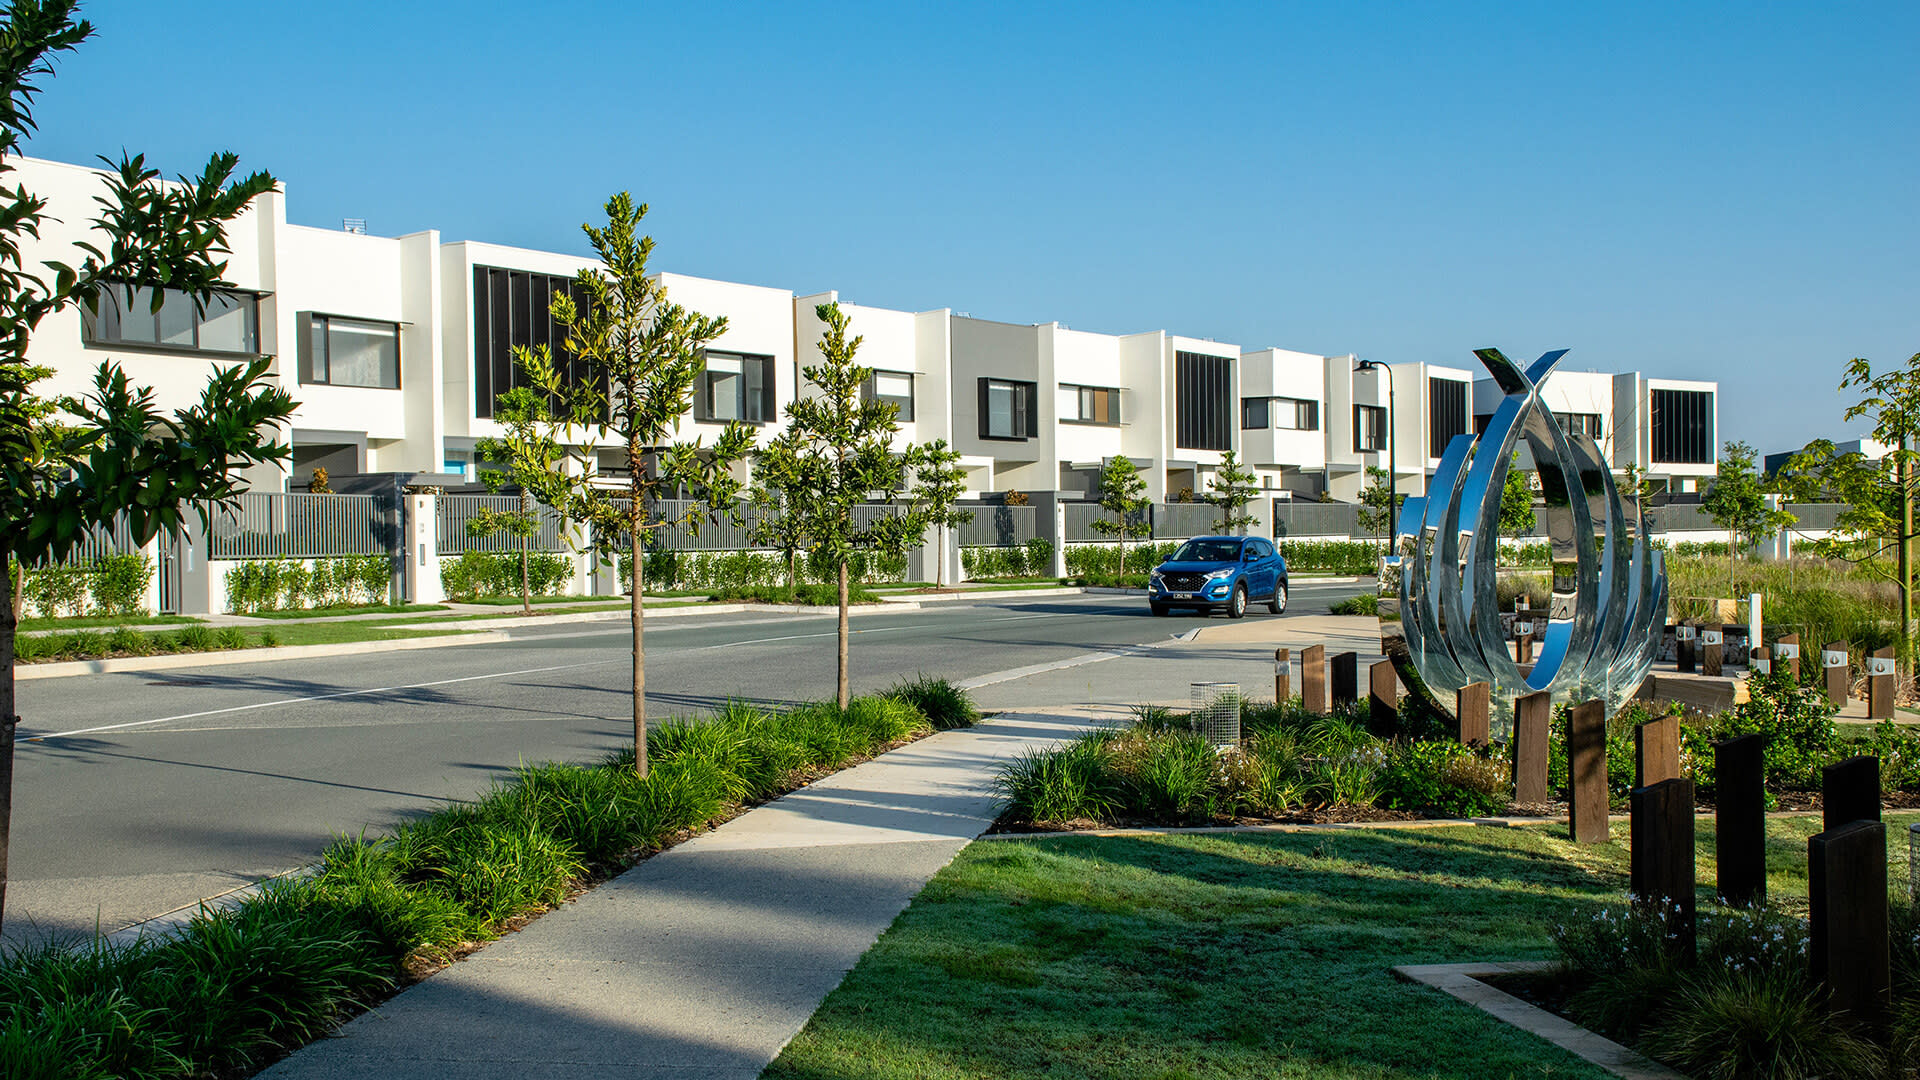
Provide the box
[25,514,143,566]
[437,494,567,554]
[958,505,1037,547]
[1154,503,1223,539]
[1271,502,1361,538]
[208,492,394,559]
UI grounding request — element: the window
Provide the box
[1650,389,1713,464]
[978,378,1036,439]
[1556,412,1603,440]
[1428,377,1468,457]
[1243,396,1318,431]
[695,350,775,423]
[302,314,400,389]
[1354,404,1387,452]
[862,370,915,421]
[1175,352,1232,450]
[1058,383,1119,424]
[472,265,589,419]
[83,284,259,354]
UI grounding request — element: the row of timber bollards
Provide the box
[1271,644,1893,1023]
[1674,626,1896,719]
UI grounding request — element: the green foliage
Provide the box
[1378,740,1508,817]
[908,438,972,588]
[1498,454,1535,543]
[886,674,980,731]
[13,624,266,663]
[1356,465,1397,543]
[23,561,84,617]
[1087,457,1150,558]
[622,548,905,592]
[438,551,572,603]
[1702,440,1795,593]
[1024,536,1054,574]
[1677,670,1842,797]
[1328,593,1378,616]
[0,694,934,1075]
[225,556,392,613]
[1061,541,1177,578]
[1204,449,1260,533]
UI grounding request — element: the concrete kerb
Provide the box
[15,631,510,681]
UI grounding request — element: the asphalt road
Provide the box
[7,581,1367,946]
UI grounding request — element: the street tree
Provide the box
[909,437,971,588]
[1702,440,1795,594]
[1498,455,1535,562]
[783,301,924,707]
[1356,465,1398,554]
[468,384,564,615]
[1831,353,1920,645]
[0,1,291,927]
[1205,449,1260,534]
[1089,455,1150,576]
[511,194,755,777]
[747,427,813,590]
[1782,429,1920,649]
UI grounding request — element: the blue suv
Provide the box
[1149,536,1288,618]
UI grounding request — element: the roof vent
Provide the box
[343,218,366,235]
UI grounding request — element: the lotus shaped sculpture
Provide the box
[1388,348,1667,735]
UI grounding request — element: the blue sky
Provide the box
[25,2,1918,454]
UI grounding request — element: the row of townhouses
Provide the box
[22,155,1722,524]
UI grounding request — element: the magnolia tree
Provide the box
[1701,440,1794,594]
[1089,455,1150,576]
[1205,449,1260,535]
[783,302,927,707]
[747,427,813,590]
[0,1,293,926]
[1497,455,1535,563]
[509,194,754,777]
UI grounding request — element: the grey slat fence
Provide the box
[209,492,394,559]
[25,514,142,566]
[1154,503,1223,539]
[437,494,567,554]
[958,505,1036,547]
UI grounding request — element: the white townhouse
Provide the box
[11,152,1718,524]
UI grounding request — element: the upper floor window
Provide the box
[1650,389,1713,464]
[863,369,915,421]
[1058,383,1120,425]
[979,377,1036,440]
[303,314,400,389]
[83,283,259,355]
[1354,404,1387,452]
[1556,412,1603,440]
[472,265,588,420]
[696,350,775,423]
[1174,351,1232,451]
[1427,377,1468,457]
[1243,396,1318,431]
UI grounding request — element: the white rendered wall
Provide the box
[1051,326,1126,471]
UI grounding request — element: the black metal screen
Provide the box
[1428,377,1468,457]
[1650,388,1713,464]
[1175,352,1232,451]
[472,265,588,419]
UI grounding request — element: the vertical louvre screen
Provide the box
[1650,389,1713,464]
[472,265,587,419]
[1427,377,1467,457]
[1175,352,1232,451]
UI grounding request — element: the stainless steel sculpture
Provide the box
[1388,348,1667,736]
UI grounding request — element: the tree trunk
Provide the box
[1903,434,1914,666]
[836,558,850,710]
[787,549,798,592]
[8,559,21,623]
[1118,520,1127,583]
[935,522,944,589]
[631,509,648,779]
[1729,527,1737,597]
[519,490,532,617]
[0,549,16,929]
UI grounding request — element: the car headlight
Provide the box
[1204,567,1236,581]
[1149,569,1163,581]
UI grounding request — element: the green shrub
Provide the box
[996,736,1122,823]
[349,554,391,605]
[278,560,311,611]
[1063,542,1177,578]
[1328,593,1378,616]
[216,628,248,650]
[1379,740,1507,817]
[887,674,979,730]
[175,625,217,652]
[106,627,148,656]
[90,553,152,616]
[25,563,88,618]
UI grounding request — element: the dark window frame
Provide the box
[1242,395,1318,432]
[1354,403,1387,452]
[1556,412,1604,440]
[978,377,1037,440]
[1060,382,1120,426]
[1650,388,1713,465]
[862,369,916,422]
[472,265,590,420]
[301,313,402,390]
[81,282,262,356]
[694,349,777,424]
[1427,377,1468,457]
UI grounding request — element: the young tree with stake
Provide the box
[468,384,564,615]
[747,426,814,591]
[1089,455,1150,577]
[0,1,292,928]
[510,196,755,777]
[784,302,925,707]
[909,438,972,588]
[1701,440,1794,594]
[1204,449,1260,535]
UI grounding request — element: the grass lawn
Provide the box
[18,612,200,631]
[769,814,1919,1080]
[256,621,477,647]
[464,594,631,605]
[246,602,450,619]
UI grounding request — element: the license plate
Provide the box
[1167,592,1194,599]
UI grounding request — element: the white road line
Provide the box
[704,610,1074,649]
[25,659,626,742]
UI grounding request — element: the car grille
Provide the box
[1163,572,1207,591]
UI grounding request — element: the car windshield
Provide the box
[1170,539,1243,563]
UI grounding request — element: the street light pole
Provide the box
[1355,359,1396,528]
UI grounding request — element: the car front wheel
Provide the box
[1227,583,1247,619]
[1150,601,1169,616]
[1269,582,1287,614]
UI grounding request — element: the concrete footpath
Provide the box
[261,708,1102,1080]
